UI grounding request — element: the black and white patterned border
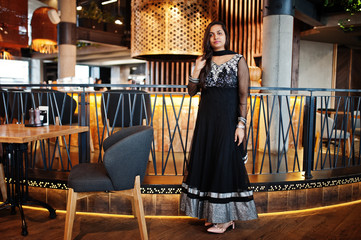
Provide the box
[13,173,361,194]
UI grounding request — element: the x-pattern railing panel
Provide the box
[247,94,305,174]
[0,85,360,177]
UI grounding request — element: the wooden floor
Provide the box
[1,200,361,240]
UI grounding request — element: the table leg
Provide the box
[19,143,56,218]
[14,145,28,236]
[0,144,28,235]
[0,143,56,236]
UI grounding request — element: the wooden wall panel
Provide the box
[219,0,263,66]
[148,60,193,92]
[351,49,361,94]
[147,0,263,91]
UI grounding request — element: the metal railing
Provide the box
[0,84,360,178]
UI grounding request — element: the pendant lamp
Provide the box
[131,0,218,61]
[31,7,58,54]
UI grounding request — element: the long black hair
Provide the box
[199,21,230,88]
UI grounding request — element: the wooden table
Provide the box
[0,124,88,236]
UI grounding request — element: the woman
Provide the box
[180,21,258,233]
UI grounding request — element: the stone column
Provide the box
[58,0,76,80]
[262,0,294,89]
[260,0,294,154]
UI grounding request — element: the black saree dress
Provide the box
[180,54,258,223]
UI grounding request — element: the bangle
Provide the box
[238,117,247,124]
[189,76,200,84]
[236,123,245,129]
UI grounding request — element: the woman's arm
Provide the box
[187,56,206,96]
[234,57,250,146]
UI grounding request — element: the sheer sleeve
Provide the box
[187,82,200,97]
[237,57,249,119]
[187,63,201,96]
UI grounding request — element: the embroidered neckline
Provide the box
[212,54,238,67]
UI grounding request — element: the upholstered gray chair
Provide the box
[64,126,153,240]
[31,89,77,125]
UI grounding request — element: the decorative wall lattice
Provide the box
[143,0,264,88]
[131,0,218,61]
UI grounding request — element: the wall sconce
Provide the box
[31,7,58,54]
[131,0,218,61]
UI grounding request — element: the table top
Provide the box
[0,124,89,144]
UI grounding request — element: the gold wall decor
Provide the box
[131,0,218,61]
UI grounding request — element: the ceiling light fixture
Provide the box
[115,19,122,25]
[101,0,117,5]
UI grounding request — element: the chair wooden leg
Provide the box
[133,175,148,240]
[0,163,7,201]
[340,138,351,157]
[346,138,351,157]
[314,132,320,153]
[89,128,95,152]
[64,188,78,240]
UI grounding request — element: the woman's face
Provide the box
[209,24,226,51]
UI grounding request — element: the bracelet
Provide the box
[189,76,200,84]
[236,123,245,129]
[238,116,247,124]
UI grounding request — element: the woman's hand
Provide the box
[192,56,206,78]
[234,127,245,146]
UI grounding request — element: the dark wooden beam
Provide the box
[76,27,124,46]
[294,0,323,26]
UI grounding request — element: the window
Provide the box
[0,59,29,84]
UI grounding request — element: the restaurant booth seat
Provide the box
[101,90,151,130]
[64,125,153,240]
[30,89,77,125]
[7,89,31,124]
[28,89,78,167]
